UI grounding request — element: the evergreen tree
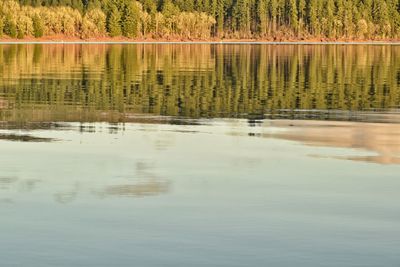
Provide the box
[269,0,278,33]
[215,0,224,36]
[0,18,3,37]
[32,0,41,6]
[374,0,390,36]
[298,0,306,31]
[307,0,319,35]
[326,0,335,37]
[162,0,180,34]
[71,0,84,11]
[4,16,17,38]
[107,5,122,36]
[122,1,141,37]
[233,0,251,35]
[17,28,24,39]
[288,0,298,33]
[33,14,44,37]
[257,0,268,36]
[140,0,157,13]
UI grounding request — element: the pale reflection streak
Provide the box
[0,176,41,193]
[0,176,18,189]
[267,120,400,164]
[100,181,169,198]
[1,118,398,206]
[0,128,170,203]
[49,161,170,204]
[95,161,170,199]
[0,97,10,109]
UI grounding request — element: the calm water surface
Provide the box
[0,44,400,266]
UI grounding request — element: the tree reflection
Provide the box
[0,44,398,123]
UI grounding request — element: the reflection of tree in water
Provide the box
[18,179,42,192]
[0,176,41,190]
[0,133,55,142]
[101,181,169,197]
[0,44,399,123]
[54,182,80,204]
[0,176,18,189]
[52,161,170,204]
[0,176,42,205]
[54,192,78,204]
[0,198,14,204]
[96,161,170,198]
[0,98,10,109]
[154,133,175,151]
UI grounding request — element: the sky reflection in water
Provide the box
[1,120,400,266]
[1,43,400,266]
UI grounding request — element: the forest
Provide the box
[0,0,399,40]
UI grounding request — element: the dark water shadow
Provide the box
[0,133,56,142]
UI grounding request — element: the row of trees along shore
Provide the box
[0,0,399,40]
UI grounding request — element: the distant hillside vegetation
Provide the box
[0,0,399,40]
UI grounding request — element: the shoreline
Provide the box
[0,36,400,45]
[1,41,400,45]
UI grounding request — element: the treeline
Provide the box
[0,0,215,39]
[1,44,399,120]
[0,0,399,39]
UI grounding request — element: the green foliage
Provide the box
[17,28,24,39]
[162,0,180,18]
[257,0,268,36]
[215,0,224,36]
[307,0,319,35]
[232,0,251,36]
[84,8,107,36]
[5,0,400,39]
[0,18,3,37]
[289,0,299,32]
[122,1,141,37]
[161,0,180,34]
[4,16,17,38]
[107,5,122,37]
[32,14,44,37]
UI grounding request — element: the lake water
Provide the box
[0,44,400,267]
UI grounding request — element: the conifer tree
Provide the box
[32,14,44,37]
[17,28,24,39]
[269,0,278,33]
[122,1,141,37]
[288,0,298,33]
[307,0,319,35]
[107,5,122,37]
[4,15,17,38]
[326,0,335,37]
[257,0,268,36]
[215,0,224,36]
[0,18,3,37]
